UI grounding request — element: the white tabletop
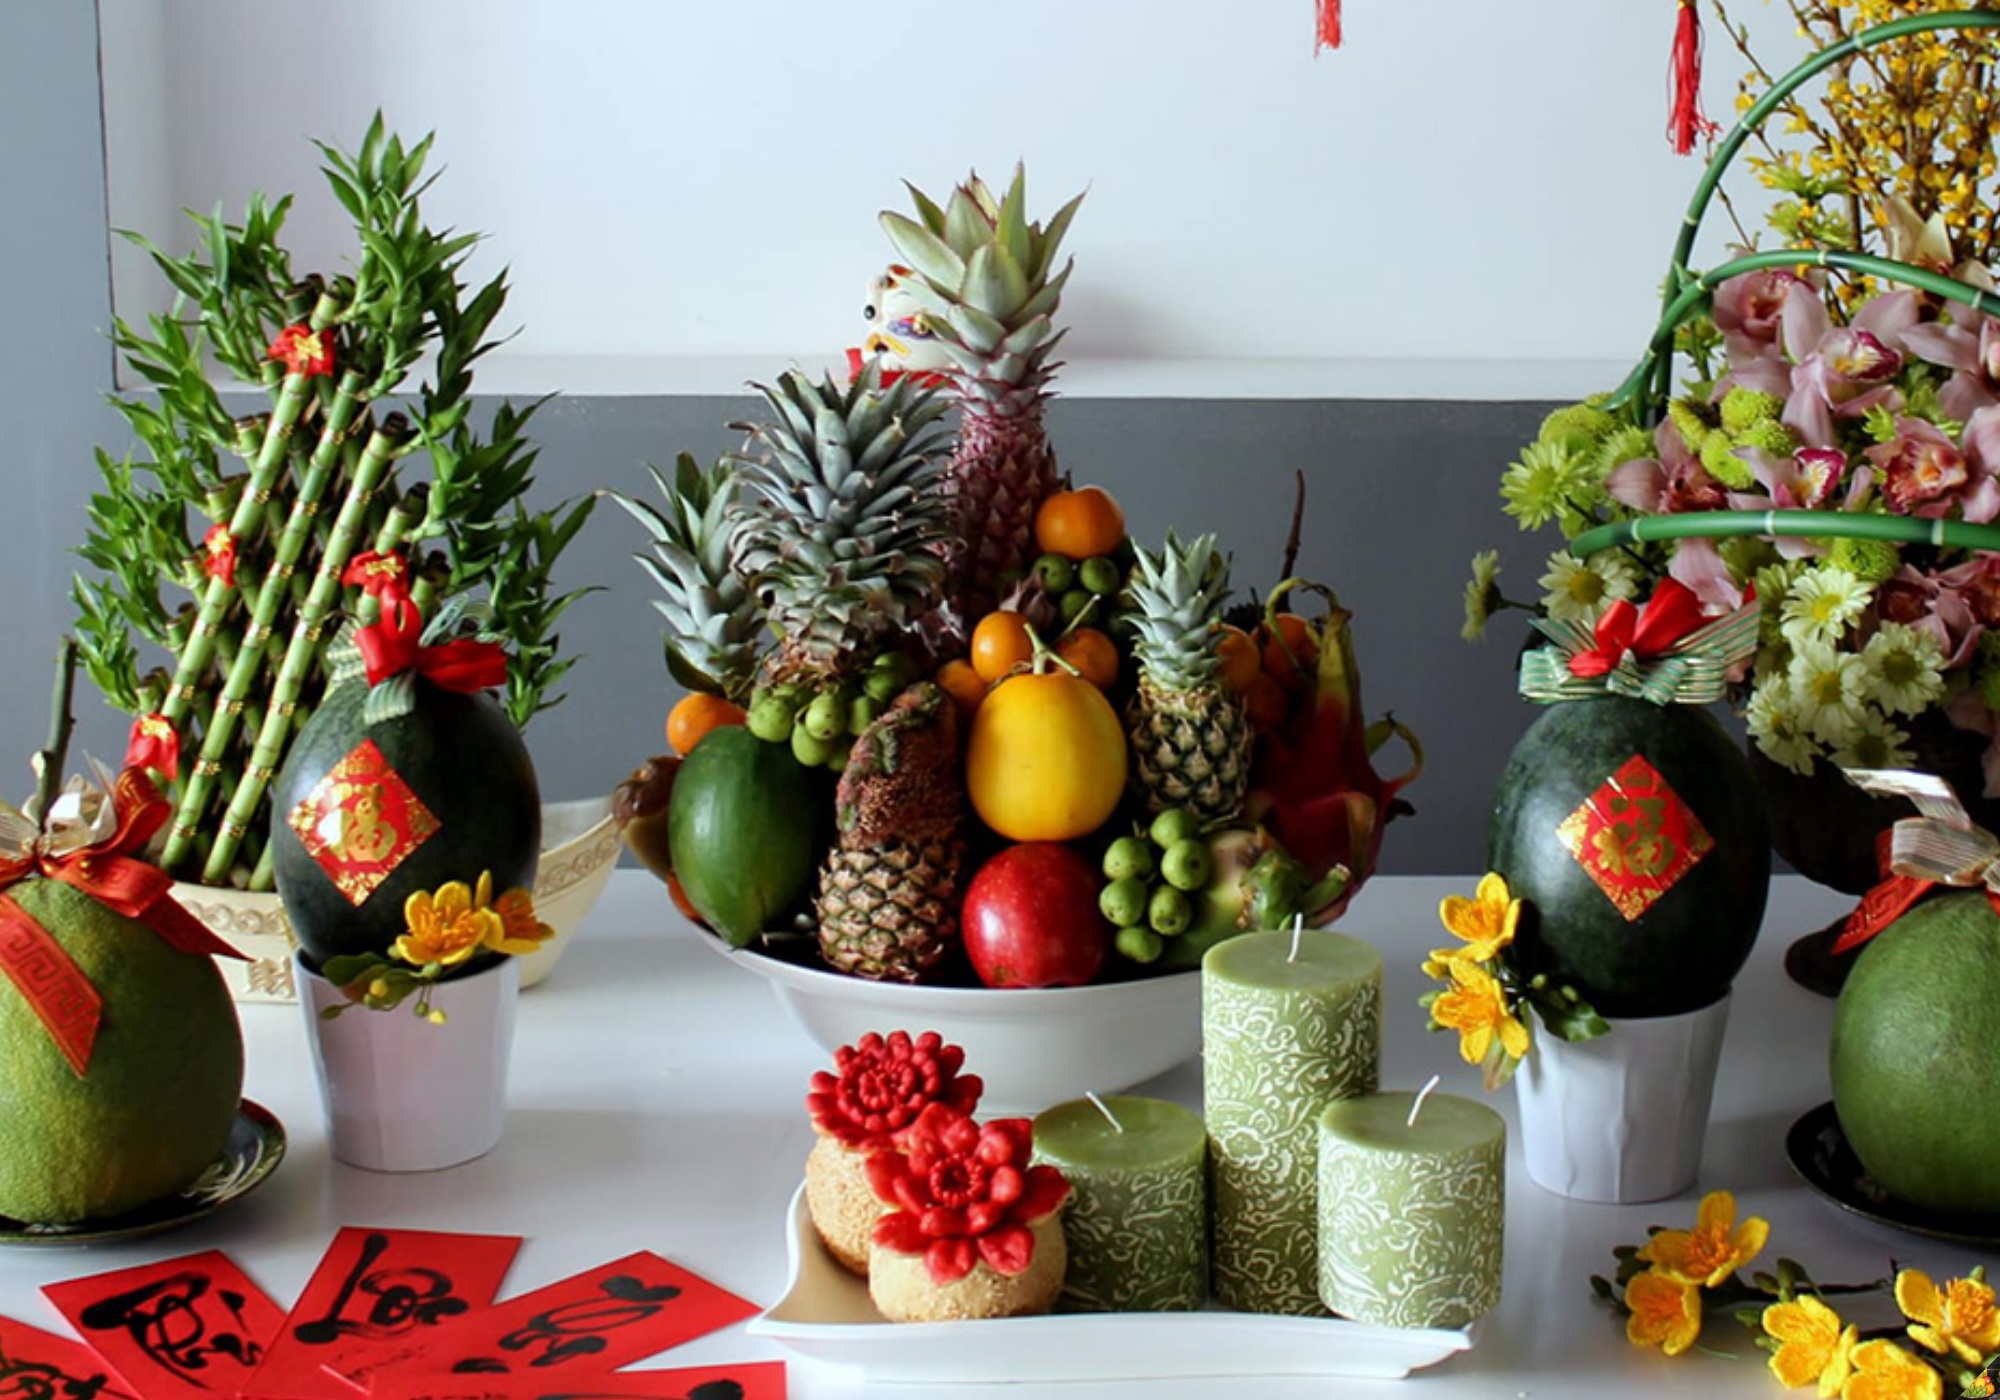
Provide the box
[0,872,1980,1398]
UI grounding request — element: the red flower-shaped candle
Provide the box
[865,1104,1072,1322]
[803,1030,982,1276]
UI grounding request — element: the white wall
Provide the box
[99,0,1806,398]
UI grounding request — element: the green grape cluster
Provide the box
[1099,807,1213,964]
[744,652,920,769]
[1033,552,1126,628]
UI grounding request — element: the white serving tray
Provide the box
[747,1185,1477,1384]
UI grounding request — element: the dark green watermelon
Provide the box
[271,676,540,971]
[1487,697,1769,1019]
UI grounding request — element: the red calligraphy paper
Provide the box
[44,1249,283,1400]
[344,1254,757,1386]
[286,739,441,907]
[0,1314,141,1400]
[1554,754,1714,921]
[247,1227,523,1400]
[370,1360,787,1400]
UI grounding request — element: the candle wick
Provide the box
[1286,913,1304,963]
[1086,1091,1125,1133]
[1407,1073,1443,1128]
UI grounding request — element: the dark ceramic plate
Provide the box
[1787,1101,2000,1248]
[0,1100,285,1246]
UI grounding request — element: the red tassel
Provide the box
[1668,0,1718,155]
[1316,0,1342,52]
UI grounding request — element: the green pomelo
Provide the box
[668,726,823,946]
[0,880,244,1222]
[1830,891,2000,1215]
[1487,697,1770,1018]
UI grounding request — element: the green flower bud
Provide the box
[1734,419,1801,457]
[1590,425,1657,479]
[1538,402,1618,456]
[1977,662,2000,712]
[1667,397,1720,455]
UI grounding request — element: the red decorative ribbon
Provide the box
[344,553,507,693]
[203,525,238,588]
[1567,578,1707,679]
[1668,0,1719,155]
[1835,776,2000,952]
[0,771,246,1076]
[1317,0,1342,51]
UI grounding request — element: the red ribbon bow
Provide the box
[345,553,507,693]
[1567,579,1707,680]
[0,770,246,1076]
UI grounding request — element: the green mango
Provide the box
[667,726,822,946]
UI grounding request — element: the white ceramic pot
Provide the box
[298,954,519,1172]
[1514,992,1731,1203]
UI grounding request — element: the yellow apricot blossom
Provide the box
[393,880,498,968]
[486,885,555,956]
[1842,1338,1942,1400]
[1430,957,1530,1069]
[1896,1268,2000,1367]
[1637,1190,1769,1287]
[1626,1270,1703,1357]
[1763,1294,1859,1396]
[1437,873,1520,962]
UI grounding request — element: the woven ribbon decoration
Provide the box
[1518,580,1760,707]
[1835,769,2000,954]
[0,768,245,1076]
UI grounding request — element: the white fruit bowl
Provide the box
[693,934,1202,1114]
[516,795,623,989]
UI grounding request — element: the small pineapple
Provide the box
[816,683,968,981]
[1124,532,1253,825]
[617,453,764,703]
[881,165,1084,619]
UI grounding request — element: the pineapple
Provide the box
[881,165,1083,619]
[731,362,954,690]
[1124,532,1253,825]
[816,683,968,981]
[617,453,764,703]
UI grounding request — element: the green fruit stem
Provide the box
[157,287,342,738]
[196,412,408,887]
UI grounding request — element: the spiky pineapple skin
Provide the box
[1127,679,1253,825]
[816,838,968,982]
[814,683,968,981]
[949,410,1058,618]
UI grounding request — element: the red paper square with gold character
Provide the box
[286,739,440,906]
[1555,754,1713,922]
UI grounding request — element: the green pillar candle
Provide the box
[1032,1095,1208,1313]
[1203,928,1381,1316]
[1317,1088,1506,1329]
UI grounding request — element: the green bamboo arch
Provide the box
[1603,9,2000,423]
[1569,508,2000,561]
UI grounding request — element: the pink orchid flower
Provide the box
[1864,416,2000,521]
[1604,425,1744,614]
[1781,285,1918,448]
[1714,265,1812,360]
[1878,562,1986,668]
[1944,689,2000,799]
[1904,287,2000,423]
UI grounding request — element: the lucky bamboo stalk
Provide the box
[163,367,377,872]
[202,413,408,886]
[156,287,340,735]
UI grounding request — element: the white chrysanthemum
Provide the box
[1831,708,1916,772]
[1779,565,1871,647]
[1860,621,1947,717]
[1746,675,1819,775]
[1787,637,1870,745]
[1537,549,1641,623]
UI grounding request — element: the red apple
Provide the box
[961,843,1111,988]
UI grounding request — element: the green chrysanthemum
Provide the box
[1859,621,1945,716]
[1501,441,1595,530]
[1720,387,1786,434]
[1734,419,1801,457]
[1667,397,1721,455]
[1590,425,1658,480]
[1832,709,1915,772]
[1539,403,1618,456]
[1719,535,1776,585]
[1538,548,1641,623]
[1828,536,1900,585]
[1462,550,1502,642]
[1701,431,1757,489]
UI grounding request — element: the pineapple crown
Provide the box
[879,164,1083,404]
[729,362,954,671]
[616,453,764,704]
[1125,530,1234,691]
